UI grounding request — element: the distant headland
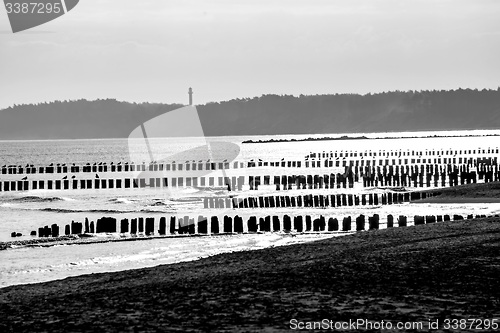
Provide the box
[243,135,368,143]
[242,133,500,144]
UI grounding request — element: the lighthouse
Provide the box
[188,87,193,105]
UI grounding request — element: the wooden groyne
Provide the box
[18,213,498,241]
[1,154,498,193]
[305,147,500,160]
[1,145,498,176]
[203,191,439,209]
[1,161,244,176]
[247,165,499,191]
[1,163,499,192]
[0,176,245,192]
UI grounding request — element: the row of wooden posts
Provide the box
[2,165,499,193]
[0,176,245,192]
[1,161,241,175]
[307,147,499,159]
[31,212,495,238]
[248,165,500,191]
[203,191,439,209]
[288,157,498,169]
[1,157,490,175]
[2,154,497,176]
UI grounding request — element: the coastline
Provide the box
[242,133,500,144]
[418,182,500,203]
[0,231,351,252]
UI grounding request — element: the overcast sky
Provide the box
[0,0,499,109]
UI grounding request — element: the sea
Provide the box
[1,129,500,288]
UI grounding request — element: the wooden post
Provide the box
[414,215,425,226]
[387,215,394,228]
[131,218,138,234]
[398,215,407,227]
[342,216,351,231]
[71,220,83,234]
[294,216,303,232]
[197,216,208,234]
[224,215,232,233]
[262,216,271,232]
[313,217,321,231]
[248,216,258,232]
[146,217,155,235]
[305,215,312,231]
[425,215,436,224]
[51,224,59,237]
[138,218,144,233]
[273,216,280,231]
[120,218,129,233]
[283,215,291,231]
[234,215,244,233]
[356,215,365,231]
[169,216,176,234]
[211,216,220,234]
[369,214,379,230]
[328,218,338,231]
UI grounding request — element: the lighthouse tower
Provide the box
[188,87,193,106]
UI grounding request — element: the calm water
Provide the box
[1,130,500,288]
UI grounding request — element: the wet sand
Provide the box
[418,181,500,203]
[1,214,499,332]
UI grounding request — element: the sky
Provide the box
[0,0,499,109]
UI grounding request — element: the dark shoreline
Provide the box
[1,217,499,332]
[242,133,500,144]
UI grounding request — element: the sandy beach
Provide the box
[415,182,500,205]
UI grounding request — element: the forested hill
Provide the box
[197,89,500,136]
[1,89,499,140]
[0,99,182,140]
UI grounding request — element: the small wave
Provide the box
[62,252,164,268]
[109,198,133,204]
[40,208,171,214]
[169,197,200,203]
[40,208,134,214]
[84,209,134,214]
[196,186,227,192]
[140,209,169,213]
[12,196,66,203]
[150,201,167,206]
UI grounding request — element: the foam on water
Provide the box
[0,233,339,288]
[109,198,134,204]
[11,196,66,203]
